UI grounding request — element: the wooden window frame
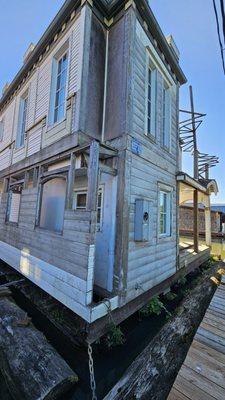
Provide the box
[16,94,28,149]
[162,81,172,151]
[158,184,173,238]
[145,54,157,139]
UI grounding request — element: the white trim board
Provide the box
[0,240,119,323]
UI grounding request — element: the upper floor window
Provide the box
[0,119,4,141]
[16,96,28,148]
[162,82,171,150]
[159,189,172,237]
[49,48,68,126]
[146,60,157,138]
[54,53,68,123]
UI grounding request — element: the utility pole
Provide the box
[189,86,199,253]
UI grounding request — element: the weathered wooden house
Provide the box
[0,0,212,340]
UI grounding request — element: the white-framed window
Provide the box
[6,186,22,224]
[49,49,68,126]
[146,57,157,137]
[162,81,171,150]
[16,96,28,148]
[158,188,172,237]
[73,187,104,230]
[0,119,4,141]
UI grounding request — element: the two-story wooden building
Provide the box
[0,0,194,338]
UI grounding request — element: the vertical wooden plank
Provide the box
[66,153,76,209]
[86,141,99,212]
[3,178,9,193]
[193,189,199,253]
[33,167,39,188]
[24,171,29,189]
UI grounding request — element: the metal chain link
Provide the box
[88,343,97,400]
[87,299,114,400]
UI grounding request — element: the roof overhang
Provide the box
[0,0,186,110]
[177,173,218,196]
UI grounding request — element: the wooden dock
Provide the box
[168,276,225,400]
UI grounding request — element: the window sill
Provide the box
[145,132,157,144]
[5,221,19,227]
[35,226,63,236]
[161,145,171,154]
[47,117,66,132]
[14,144,25,151]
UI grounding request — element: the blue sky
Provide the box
[0,0,224,202]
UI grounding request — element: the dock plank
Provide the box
[168,275,225,399]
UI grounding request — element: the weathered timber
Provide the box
[0,295,78,400]
[104,263,223,400]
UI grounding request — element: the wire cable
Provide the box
[213,0,225,73]
[220,0,225,44]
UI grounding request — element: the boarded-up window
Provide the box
[7,188,22,223]
[40,177,66,233]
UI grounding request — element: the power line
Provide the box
[213,0,225,74]
[220,0,225,44]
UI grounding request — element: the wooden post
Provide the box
[193,189,199,253]
[24,171,29,189]
[3,178,9,193]
[86,141,100,211]
[66,152,76,209]
[190,86,199,253]
[205,196,211,247]
[33,167,39,188]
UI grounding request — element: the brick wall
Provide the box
[179,206,221,234]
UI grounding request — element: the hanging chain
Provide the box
[87,299,113,400]
[88,343,97,400]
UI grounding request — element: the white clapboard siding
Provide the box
[27,124,42,156]
[9,193,21,223]
[0,147,11,170]
[68,12,83,95]
[125,19,178,303]
[27,71,38,130]
[12,146,26,165]
[0,99,16,153]
[35,60,52,121]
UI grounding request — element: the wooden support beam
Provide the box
[33,167,39,188]
[86,141,99,211]
[193,189,199,253]
[205,206,212,247]
[66,153,76,209]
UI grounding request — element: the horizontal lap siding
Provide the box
[0,13,83,173]
[27,124,42,156]
[125,20,178,302]
[0,100,15,153]
[35,60,52,121]
[0,147,11,170]
[0,189,93,308]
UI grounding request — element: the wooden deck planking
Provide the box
[168,277,225,400]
